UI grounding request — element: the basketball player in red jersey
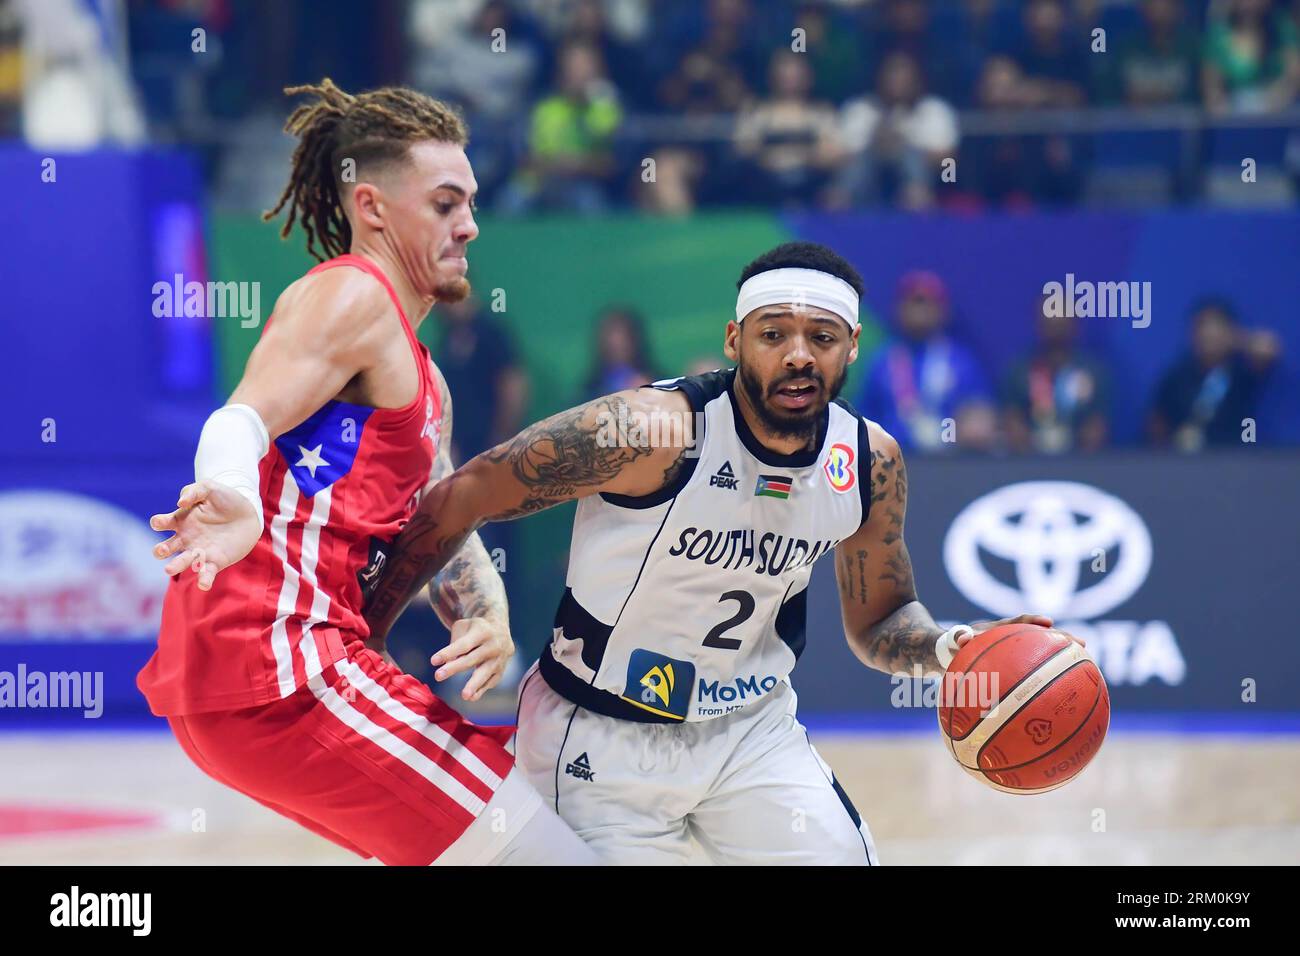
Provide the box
[140,80,597,865]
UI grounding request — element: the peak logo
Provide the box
[709,461,739,490]
[565,752,595,782]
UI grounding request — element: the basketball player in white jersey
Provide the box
[363,241,1067,864]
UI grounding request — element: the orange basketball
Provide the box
[938,623,1109,794]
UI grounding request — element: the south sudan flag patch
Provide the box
[755,474,793,499]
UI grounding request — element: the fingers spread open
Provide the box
[434,645,488,681]
[177,481,210,508]
[150,511,179,533]
[462,662,503,701]
[153,533,185,559]
[431,631,485,667]
[163,549,195,577]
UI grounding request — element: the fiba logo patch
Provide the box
[1026,718,1053,745]
[823,442,856,493]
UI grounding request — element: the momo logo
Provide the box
[620,649,694,720]
[710,460,739,490]
[1025,718,1053,745]
[943,482,1152,620]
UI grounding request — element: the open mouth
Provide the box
[772,380,819,408]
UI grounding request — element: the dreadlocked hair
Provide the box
[263,78,469,263]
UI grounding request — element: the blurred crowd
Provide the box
[4,0,1300,211]
[439,283,1284,459]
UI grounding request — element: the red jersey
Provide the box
[139,255,442,716]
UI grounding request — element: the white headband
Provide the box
[735,267,859,329]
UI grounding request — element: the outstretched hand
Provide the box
[150,480,261,590]
[430,616,515,702]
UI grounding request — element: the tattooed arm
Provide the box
[364,365,514,700]
[835,423,947,676]
[362,385,693,652]
[835,421,1059,678]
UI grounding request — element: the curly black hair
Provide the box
[736,241,864,296]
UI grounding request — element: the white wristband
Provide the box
[195,403,270,532]
[935,624,975,670]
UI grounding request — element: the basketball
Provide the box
[939,624,1110,794]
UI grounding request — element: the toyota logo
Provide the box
[943,481,1152,620]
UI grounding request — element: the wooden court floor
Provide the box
[1,731,1296,865]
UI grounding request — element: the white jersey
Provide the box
[538,368,874,723]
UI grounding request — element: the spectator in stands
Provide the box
[0,0,20,138]
[872,0,960,104]
[434,297,530,462]
[409,0,546,204]
[433,295,531,642]
[1002,301,1111,454]
[856,271,998,452]
[20,0,144,147]
[967,55,1084,206]
[648,2,756,211]
[657,44,749,117]
[733,49,844,207]
[1010,0,1088,107]
[1147,298,1282,450]
[1095,0,1201,105]
[653,0,772,103]
[783,1,871,105]
[584,306,659,399]
[1202,0,1300,114]
[946,0,1023,107]
[831,50,959,209]
[502,41,623,214]
[409,0,544,122]
[565,0,651,110]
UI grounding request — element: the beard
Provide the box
[435,275,471,303]
[736,352,848,444]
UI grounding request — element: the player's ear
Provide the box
[723,321,740,362]
[848,325,860,365]
[351,182,385,231]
